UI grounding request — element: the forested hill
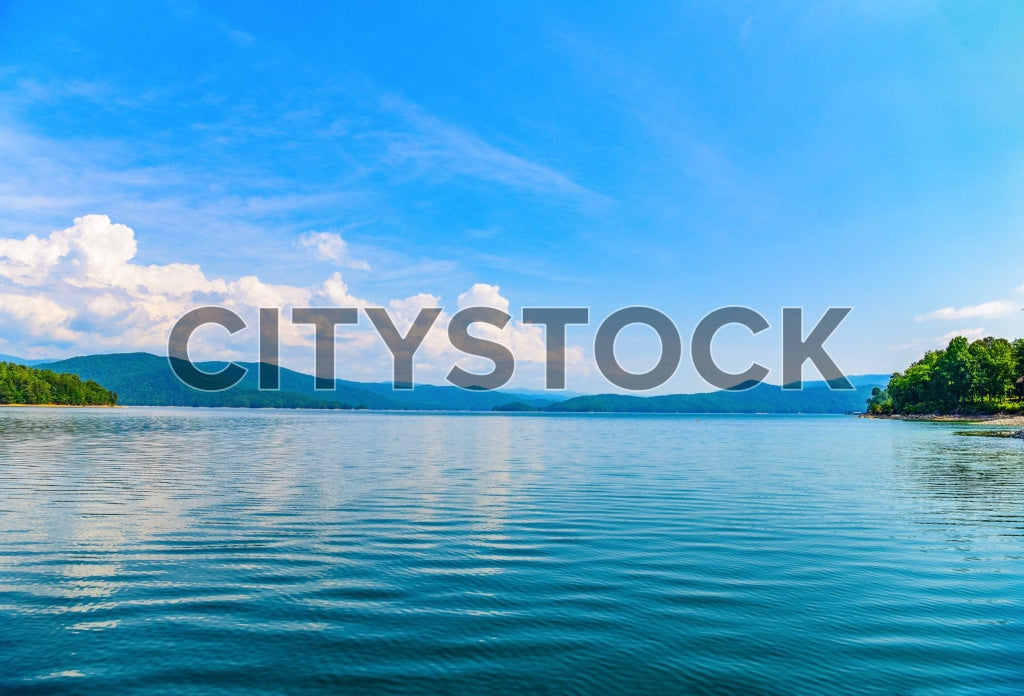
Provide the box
[869,335,1024,415]
[44,353,387,409]
[26,351,888,413]
[43,353,560,410]
[0,361,118,406]
[494,379,884,414]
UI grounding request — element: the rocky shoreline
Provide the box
[861,412,1024,427]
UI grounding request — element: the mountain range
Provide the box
[5,352,887,413]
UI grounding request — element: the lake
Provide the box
[1,409,1022,694]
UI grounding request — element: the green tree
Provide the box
[1012,338,1024,386]
[935,336,976,409]
[0,362,117,406]
[889,349,941,413]
[971,337,1015,402]
[866,386,892,414]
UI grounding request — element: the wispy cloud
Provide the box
[889,327,987,352]
[915,300,1017,322]
[373,96,608,203]
[0,70,604,278]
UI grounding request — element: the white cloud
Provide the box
[362,282,555,372]
[0,292,80,342]
[940,328,987,342]
[457,283,510,313]
[452,283,578,366]
[377,96,607,203]
[0,215,348,354]
[889,328,986,352]
[915,300,1017,321]
[0,216,581,385]
[296,231,370,270]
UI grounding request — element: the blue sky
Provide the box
[1,1,1023,392]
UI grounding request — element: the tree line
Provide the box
[0,361,118,406]
[869,336,1024,414]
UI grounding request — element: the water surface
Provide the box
[1,409,1022,694]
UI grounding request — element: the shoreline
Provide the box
[861,412,1024,426]
[0,403,120,408]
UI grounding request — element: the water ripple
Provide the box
[1,409,1023,694]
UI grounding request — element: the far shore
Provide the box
[0,403,120,408]
[861,412,1024,426]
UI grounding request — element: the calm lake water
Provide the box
[0,409,1022,694]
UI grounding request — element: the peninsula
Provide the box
[865,335,1024,420]
[0,361,118,406]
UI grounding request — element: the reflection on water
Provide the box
[893,426,1024,533]
[1,409,1022,695]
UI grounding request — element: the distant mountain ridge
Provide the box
[43,352,888,413]
[500,381,881,414]
[45,353,561,411]
[0,354,57,367]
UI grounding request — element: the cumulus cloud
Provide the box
[0,215,366,356]
[0,292,79,342]
[457,283,510,313]
[362,283,577,375]
[0,216,580,385]
[452,283,584,367]
[915,300,1017,322]
[296,231,370,270]
[454,283,543,362]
